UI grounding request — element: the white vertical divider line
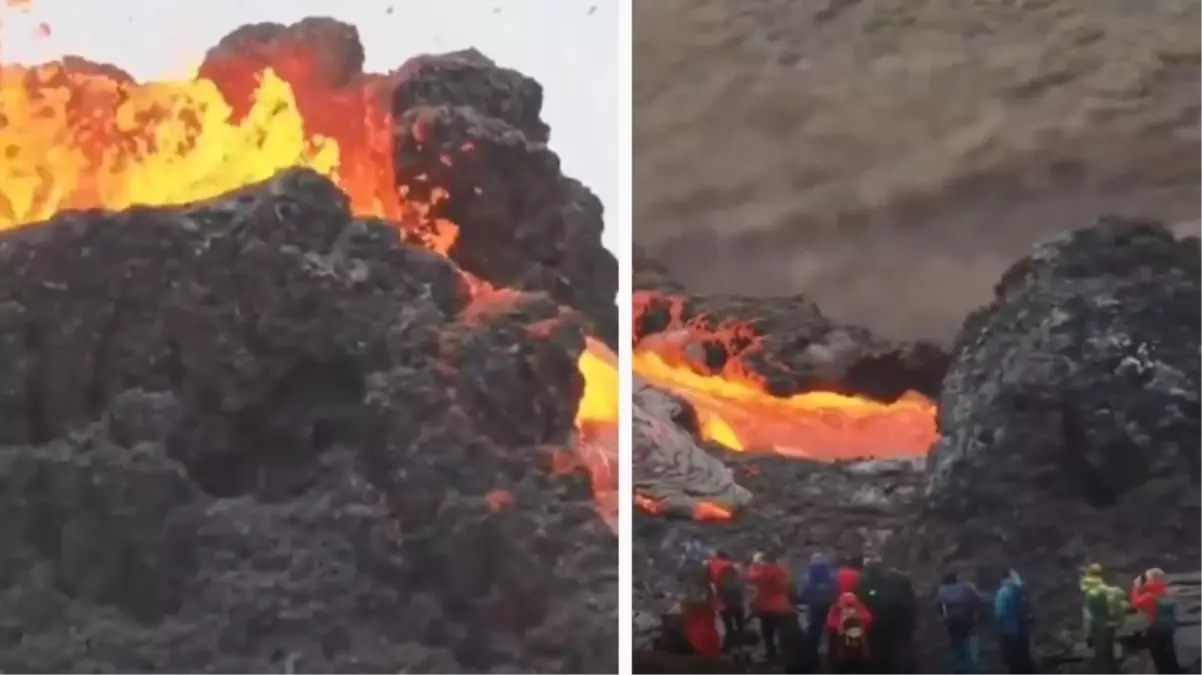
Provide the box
[616,0,634,672]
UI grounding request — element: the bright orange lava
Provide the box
[633,292,937,461]
[576,338,619,530]
[0,55,618,522]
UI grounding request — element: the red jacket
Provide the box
[836,567,862,595]
[706,558,735,586]
[705,558,739,610]
[1131,576,1168,621]
[682,604,721,658]
[827,594,875,633]
[747,562,793,613]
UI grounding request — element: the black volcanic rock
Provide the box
[0,169,616,674]
[199,17,367,114]
[928,217,1201,508]
[393,57,617,348]
[394,49,550,143]
[893,217,1201,671]
[198,18,617,349]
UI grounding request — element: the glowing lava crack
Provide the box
[631,263,949,519]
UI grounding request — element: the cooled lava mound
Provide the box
[0,18,617,675]
[891,217,1201,670]
[632,378,751,521]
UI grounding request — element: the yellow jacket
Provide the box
[1104,585,1129,629]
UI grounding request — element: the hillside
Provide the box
[633,0,1200,342]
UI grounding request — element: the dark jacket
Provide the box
[936,580,981,637]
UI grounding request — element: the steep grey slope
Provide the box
[633,0,1200,342]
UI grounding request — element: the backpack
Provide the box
[802,569,837,607]
[1085,588,1111,633]
[1150,595,1177,631]
[941,583,976,633]
[837,609,870,661]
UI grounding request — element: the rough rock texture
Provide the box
[632,379,751,518]
[634,256,949,402]
[890,217,1201,671]
[393,50,618,347]
[633,0,1200,343]
[200,16,366,93]
[928,217,1200,508]
[201,18,617,347]
[0,169,617,674]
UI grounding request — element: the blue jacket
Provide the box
[798,555,837,629]
[993,579,1026,636]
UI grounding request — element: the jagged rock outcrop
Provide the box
[928,217,1200,509]
[201,18,618,347]
[893,216,1201,671]
[393,50,617,347]
[0,169,616,674]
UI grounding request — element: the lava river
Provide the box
[0,51,618,524]
[633,294,937,461]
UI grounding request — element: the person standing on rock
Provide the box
[855,561,918,673]
[1082,565,1125,673]
[992,568,1038,674]
[1131,568,1182,674]
[747,551,796,663]
[1080,562,1106,643]
[797,552,839,669]
[853,558,890,671]
[936,571,983,674]
[705,549,747,653]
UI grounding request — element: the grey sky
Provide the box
[0,0,619,251]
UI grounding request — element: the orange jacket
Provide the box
[1131,576,1168,621]
[836,567,862,595]
[747,562,793,613]
[827,593,875,633]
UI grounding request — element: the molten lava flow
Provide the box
[0,59,457,254]
[633,292,937,460]
[635,494,733,522]
[0,56,615,521]
[575,338,620,530]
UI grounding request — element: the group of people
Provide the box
[1079,563,1183,674]
[667,549,919,673]
[659,549,1184,674]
